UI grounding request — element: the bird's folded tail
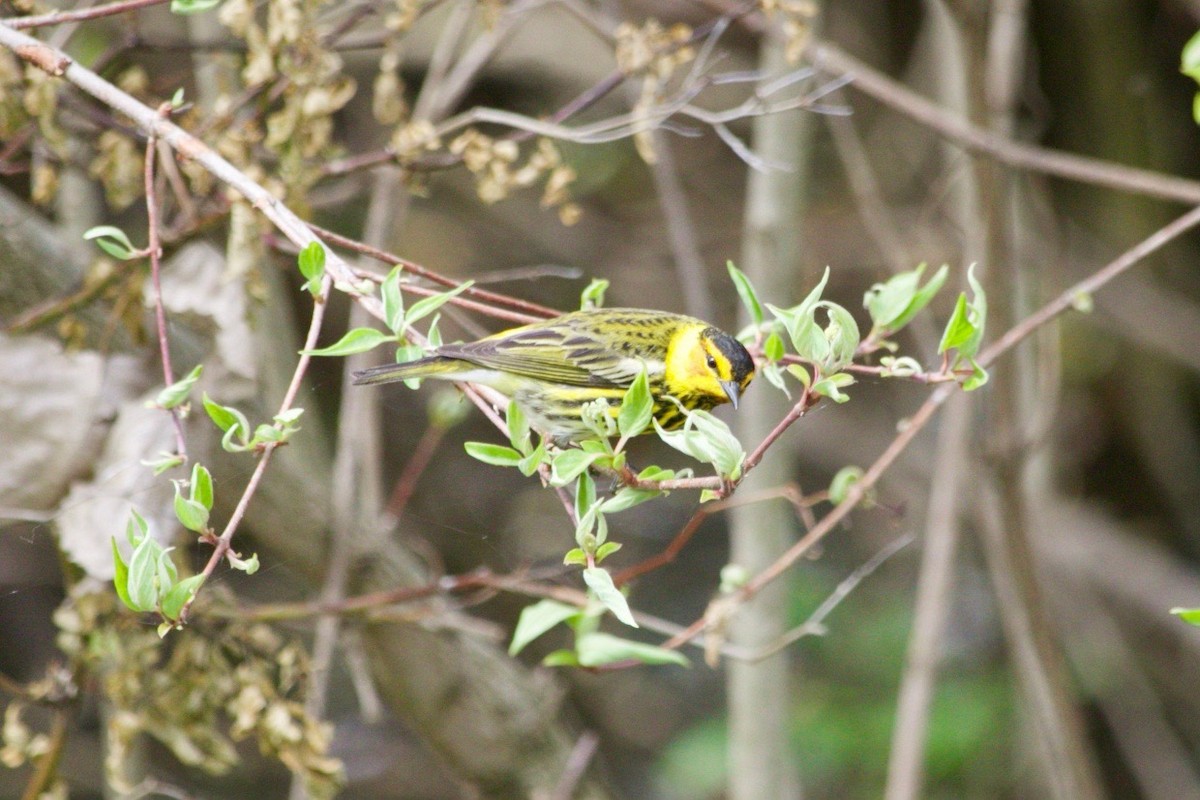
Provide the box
[351,355,458,386]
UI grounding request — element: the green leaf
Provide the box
[83,225,138,260]
[202,393,248,437]
[381,266,405,333]
[275,408,304,425]
[303,327,392,357]
[517,440,546,477]
[126,536,161,612]
[161,574,205,621]
[829,465,864,504]
[252,423,283,444]
[770,302,827,366]
[574,503,602,549]
[938,292,973,353]
[170,0,222,14]
[563,548,588,566]
[864,263,948,332]
[1171,607,1200,625]
[173,481,210,532]
[938,264,987,359]
[576,632,689,667]
[961,357,989,392]
[653,406,746,480]
[583,567,637,627]
[141,452,185,475]
[764,331,785,362]
[901,264,949,329]
[550,449,604,487]
[818,301,861,372]
[727,261,763,327]
[580,278,609,310]
[112,537,134,611]
[404,281,474,327]
[761,362,790,397]
[786,363,811,388]
[542,649,581,667]
[1184,30,1200,80]
[155,545,178,589]
[594,541,623,564]
[170,87,185,108]
[506,400,530,453]
[509,599,581,656]
[154,364,203,409]
[393,343,427,389]
[636,465,676,482]
[575,471,596,520]
[464,441,523,468]
[190,463,213,510]
[126,508,148,547]
[812,372,854,404]
[617,369,653,440]
[296,242,326,298]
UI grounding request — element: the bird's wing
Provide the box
[438,323,650,387]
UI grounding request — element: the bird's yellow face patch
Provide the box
[664,324,749,407]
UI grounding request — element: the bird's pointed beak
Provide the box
[720,380,741,409]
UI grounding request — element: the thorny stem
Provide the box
[144,108,188,462]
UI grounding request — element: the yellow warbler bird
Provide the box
[352,307,755,441]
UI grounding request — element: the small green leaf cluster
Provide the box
[112,507,206,637]
[83,225,141,260]
[297,242,326,298]
[936,264,988,390]
[864,263,948,346]
[302,266,474,379]
[465,381,679,627]
[151,364,204,411]
[731,263,861,404]
[509,599,688,668]
[580,278,609,309]
[203,393,303,453]
[731,260,989,396]
[653,402,746,483]
[464,400,546,477]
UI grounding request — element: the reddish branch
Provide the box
[143,107,188,461]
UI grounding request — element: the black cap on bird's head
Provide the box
[702,327,756,409]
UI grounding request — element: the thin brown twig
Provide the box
[612,484,817,585]
[808,39,1200,206]
[144,106,188,461]
[20,708,69,800]
[550,731,601,800]
[5,0,167,29]
[385,423,446,520]
[309,223,561,319]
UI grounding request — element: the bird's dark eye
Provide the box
[705,354,717,370]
